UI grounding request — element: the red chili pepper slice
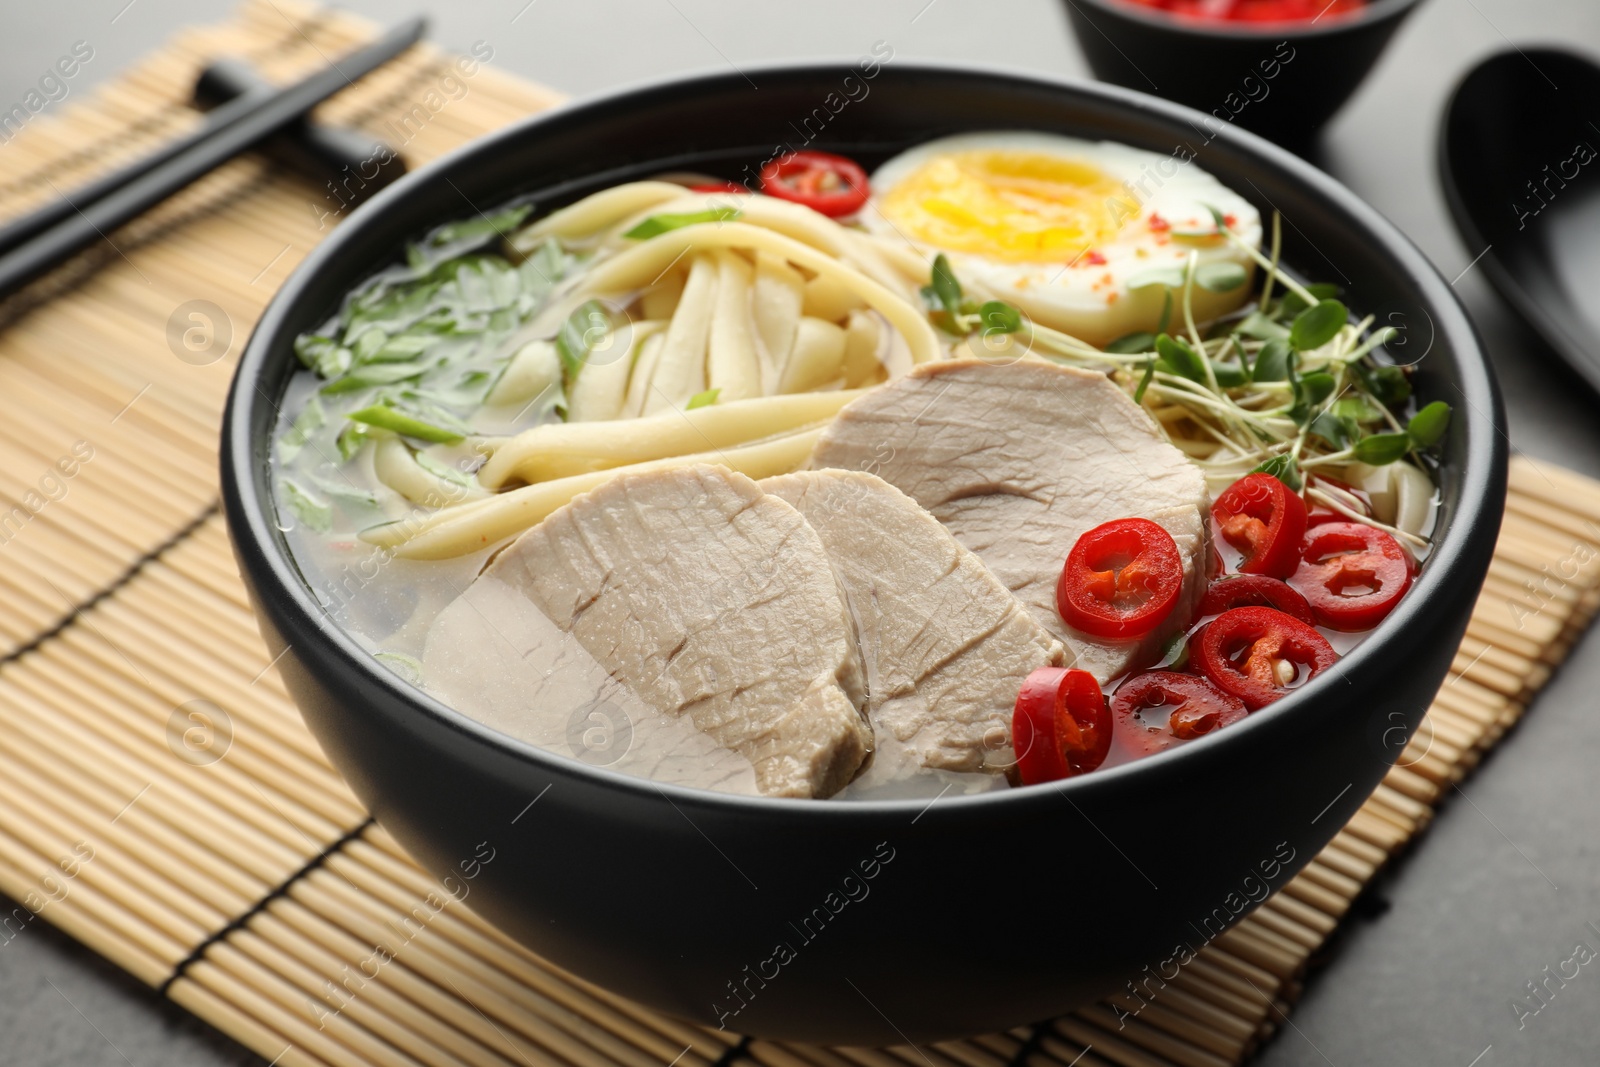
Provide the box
[1012,668,1112,784]
[688,181,750,195]
[1057,518,1184,640]
[1211,472,1308,579]
[758,151,871,218]
[1194,606,1338,710]
[1289,522,1413,631]
[1199,573,1314,625]
[1111,671,1247,754]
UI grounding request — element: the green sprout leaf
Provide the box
[623,206,740,240]
[1106,331,1156,354]
[686,388,721,411]
[1299,372,1337,407]
[1308,411,1357,449]
[1281,283,1342,318]
[1332,396,1384,425]
[1289,299,1348,352]
[1251,339,1293,382]
[930,254,963,317]
[1250,454,1304,491]
[1353,431,1412,465]
[1133,359,1157,404]
[978,301,1024,334]
[1155,334,1207,382]
[1209,361,1248,388]
[1407,401,1452,448]
[1195,261,1248,293]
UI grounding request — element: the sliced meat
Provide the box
[764,469,1067,777]
[423,576,762,795]
[426,463,871,798]
[810,359,1210,683]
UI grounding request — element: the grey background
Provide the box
[3,0,1600,1063]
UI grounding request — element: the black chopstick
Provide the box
[0,16,427,299]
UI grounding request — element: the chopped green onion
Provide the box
[414,450,474,486]
[685,388,721,411]
[374,650,425,686]
[624,206,740,240]
[347,400,466,444]
[320,361,428,395]
[281,479,332,533]
[335,421,370,462]
[279,396,325,464]
[555,300,614,382]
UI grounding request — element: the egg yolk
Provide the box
[878,150,1134,263]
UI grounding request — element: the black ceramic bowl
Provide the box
[1062,0,1424,149]
[221,62,1504,1045]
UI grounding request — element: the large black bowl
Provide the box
[1062,0,1425,150]
[221,62,1505,1045]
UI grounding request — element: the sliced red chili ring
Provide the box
[1057,517,1184,640]
[1211,472,1308,579]
[1289,521,1413,631]
[1193,606,1338,710]
[1111,671,1248,754]
[758,151,870,218]
[1012,668,1112,785]
[688,181,750,195]
[1199,573,1314,625]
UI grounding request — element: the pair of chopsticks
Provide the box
[0,16,428,300]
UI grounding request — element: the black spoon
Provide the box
[1440,47,1600,393]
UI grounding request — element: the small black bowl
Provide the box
[221,62,1504,1045]
[1062,0,1424,150]
[1440,48,1600,394]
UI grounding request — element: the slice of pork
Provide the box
[810,359,1210,683]
[424,463,871,798]
[764,469,1067,779]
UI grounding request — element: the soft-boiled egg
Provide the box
[863,132,1263,347]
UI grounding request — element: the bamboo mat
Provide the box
[0,3,1593,1065]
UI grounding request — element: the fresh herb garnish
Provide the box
[555,300,614,382]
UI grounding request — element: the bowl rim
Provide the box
[1064,0,1424,39]
[223,57,1504,818]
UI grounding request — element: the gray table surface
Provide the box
[4,1,1600,1063]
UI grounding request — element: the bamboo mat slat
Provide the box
[0,3,1593,1065]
